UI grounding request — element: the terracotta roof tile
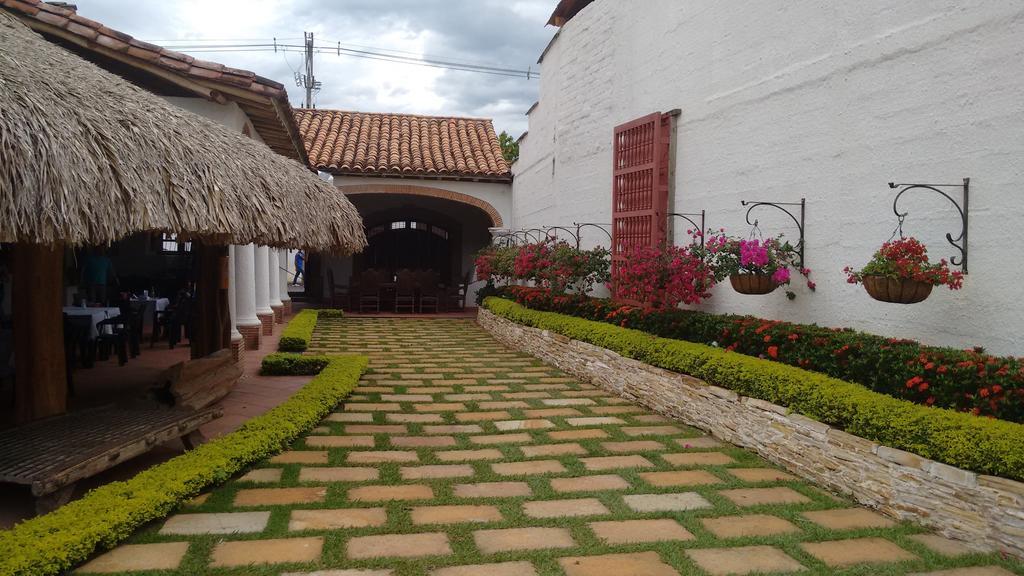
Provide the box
[295,109,511,181]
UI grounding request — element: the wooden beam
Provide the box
[13,243,67,423]
[190,243,230,359]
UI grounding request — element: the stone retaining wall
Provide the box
[478,308,1024,557]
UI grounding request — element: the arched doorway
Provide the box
[357,207,460,281]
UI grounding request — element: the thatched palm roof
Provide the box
[0,10,366,253]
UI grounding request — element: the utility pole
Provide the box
[295,31,321,108]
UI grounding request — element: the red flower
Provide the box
[767,346,779,359]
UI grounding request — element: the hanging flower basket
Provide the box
[729,273,777,295]
[861,275,933,304]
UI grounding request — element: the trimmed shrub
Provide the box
[278,309,320,352]
[260,352,330,376]
[0,355,368,576]
[484,297,1024,480]
[317,309,345,319]
[502,286,1023,422]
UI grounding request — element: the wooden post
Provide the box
[13,243,67,423]
[190,243,230,359]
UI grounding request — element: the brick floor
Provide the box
[83,316,1019,575]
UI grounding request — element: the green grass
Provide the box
[88,318,1022,576]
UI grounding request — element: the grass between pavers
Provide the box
[279,309,345,352]
[0,354,368,576]
[98,317,1024,576]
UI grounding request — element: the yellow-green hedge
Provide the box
[278,309,322,352]
[0,355,368,576]
[484,297,1024,480]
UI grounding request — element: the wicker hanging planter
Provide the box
[862,275,933,304]
[729,273,777,295]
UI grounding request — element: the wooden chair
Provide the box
[95,313,129,366]
[394,270,417,313]
[444,271,472,312]
[417,270,441,313]
[327,269,350,310]
[62,314,94,396]
[357,270,382,313]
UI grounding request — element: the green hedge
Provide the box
[484,297,1024,480]
[0,355,368,576]
[260,352,330,376]
[278,309,323,352]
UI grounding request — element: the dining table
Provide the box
[62,306,120,340]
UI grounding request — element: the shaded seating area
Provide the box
[337,268,471,313]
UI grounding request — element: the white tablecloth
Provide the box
[63,307,120,340]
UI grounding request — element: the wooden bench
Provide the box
[0,404,221,514]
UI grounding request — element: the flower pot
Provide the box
[862,275,933,304]
[729,273,777,295]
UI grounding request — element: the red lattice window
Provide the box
[611,112,672,299]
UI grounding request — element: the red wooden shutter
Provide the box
[611,112,672,299]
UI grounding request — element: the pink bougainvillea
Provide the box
[610,242,718,308]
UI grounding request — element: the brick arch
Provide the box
[338,184,504,227]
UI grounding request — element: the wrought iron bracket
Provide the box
[888,178,969,273]
[541,226,581,248]
[669,210,706,248]
[740,198,806,269]
[573,222,613,246]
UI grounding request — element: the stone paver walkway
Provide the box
[79,318,1023,575]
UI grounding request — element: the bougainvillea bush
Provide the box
[501,285,1023,422]
[475,240,609,296]
[845,237,964,289]
[610,242,718,307]
[701,233,814,299]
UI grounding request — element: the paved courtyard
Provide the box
[79,317,1021,575]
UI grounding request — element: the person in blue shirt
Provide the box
[292,250,305,286]
[81,247,117,305]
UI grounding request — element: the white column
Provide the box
[227,245,242,341]
[268,248,283,310]
[234,244,260,327]
[278,249,291,305]
[254,245,273,317]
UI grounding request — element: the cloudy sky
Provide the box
[72,0,555,136]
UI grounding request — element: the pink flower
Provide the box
[771,267,791,284]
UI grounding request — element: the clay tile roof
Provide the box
[548,0,595,27]
[295,110,512,182]
[0,0,307,163]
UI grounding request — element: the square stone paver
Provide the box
[432,561,538,576]
[235,487,327,506]
[299,467,378,483]
[306,436,376,448]
[908,534,976,557]
[415,403,466,412]
[77,542,190,573]
[663,452,736,466]
[160,511,270,535]
[523,498,609,518]
[401,464,476,480]
[623,492,713,512]
[567,417,625,426]
[800,537,917,567]
[392,436,457,448]
[453,481,532,498]
[558,552,679,576]
[522,443,588,457]
[494,419,555,431]
[524,408,582,418]
[345,425,407,434]
[640,470,722,487]
[727,467,797,482]
[802,508,896,530]
[549,429,609,440]
[492,460,566,475]
[349,484,434,502]
[550,474,630,493]
[425,425,483,434]
[411,504,504,525]
[388,413,445,423]
[288,508,387,530]
[470,433,532,445]
[686,546,805,575]
[580,455,654,471]
[601,440,665,452]
[474,527,575,553]
[271,451,329,464]
[677,436,724,449]
[238,468,284,483]
[621,425,682,436]
[701,514,801,538]
[210,537,324,567]
[326,412,374,422]
[909,569,1017,576]
[590,519,694,544]
[719,487,811,507]
[347,532,452,559]
[437,449,504,462]
[347,450,419,464]
[456,411,511,422]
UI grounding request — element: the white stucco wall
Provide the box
[162,97,263,144]
[513,0,1024,355]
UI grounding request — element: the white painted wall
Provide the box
[513,0,1024,355]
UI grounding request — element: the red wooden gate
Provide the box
[611,112,672,299]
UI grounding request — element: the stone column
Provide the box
[268,248,284,324]
[279,249,292,315]
[254,245,274,336]
[227,245,244,362]
[234,243,261,350]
